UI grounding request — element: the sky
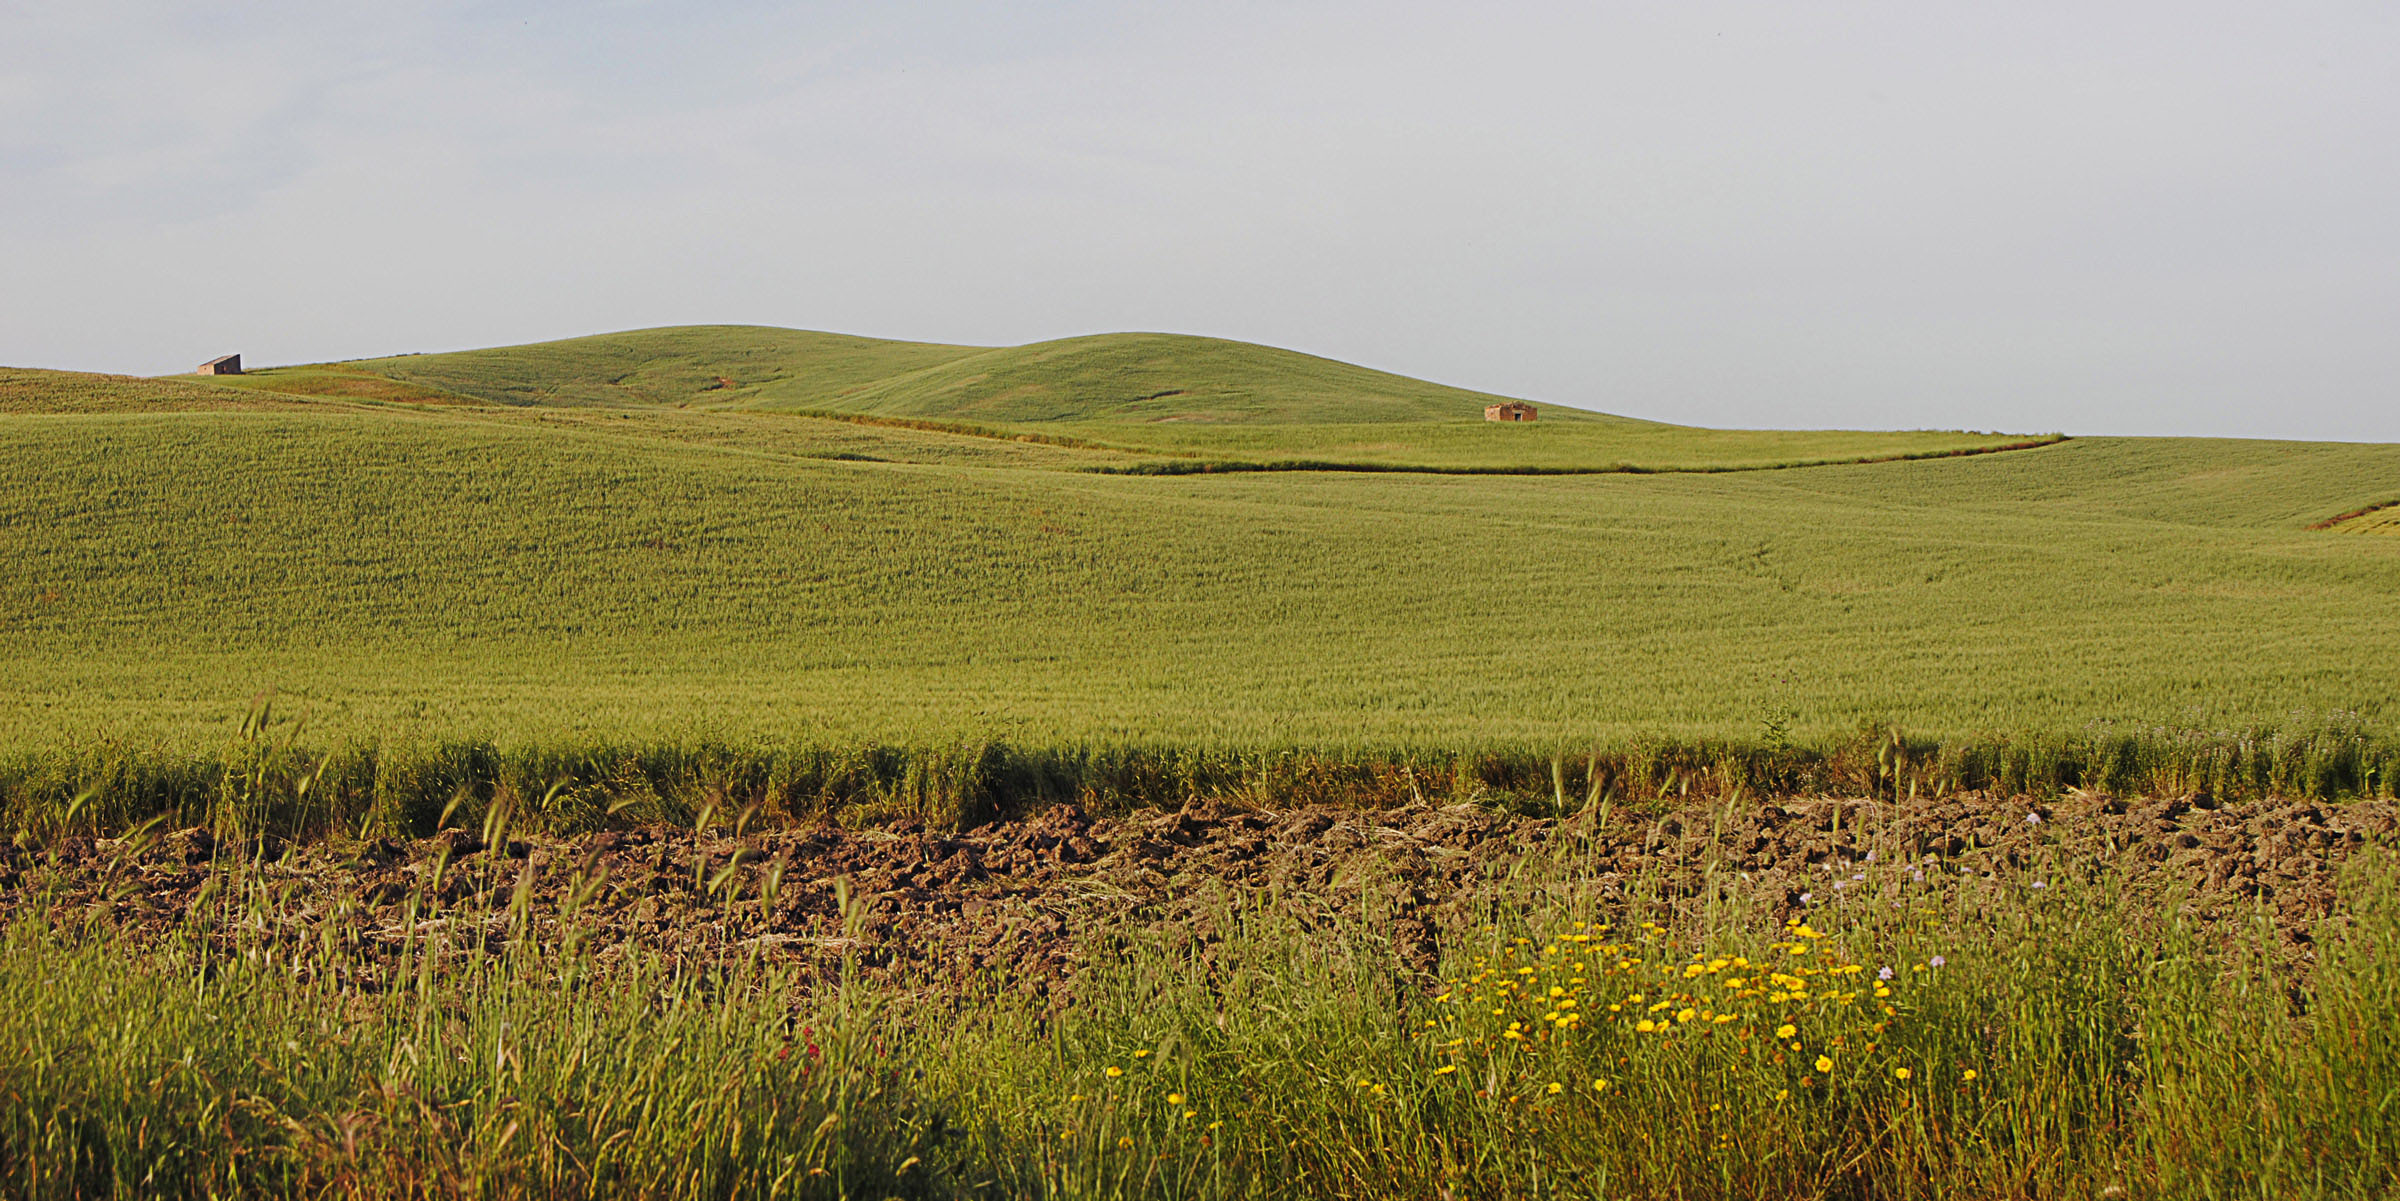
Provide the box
[5,1,2397,440]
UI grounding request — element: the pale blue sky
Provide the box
[5,1,2396,439]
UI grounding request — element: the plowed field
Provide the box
[11,793,2389,998]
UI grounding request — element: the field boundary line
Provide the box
[1076,436,2069,477]
[2310,497,2400,531]
[768,409,1143,454]
[767,409,2069,476]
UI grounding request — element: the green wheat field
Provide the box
[5,332,2396,747]
[4,328,2397,817]
[4,327,2399,1199]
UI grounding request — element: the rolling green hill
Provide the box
[749,331,1622,424]
[273,325,1584,422]
[188,325,2047,472]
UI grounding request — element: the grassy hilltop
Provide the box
[0,329,2395,822]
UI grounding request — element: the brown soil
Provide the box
[2310,496,2400,531]
[4,794,2393,998]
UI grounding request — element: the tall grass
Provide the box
[3,828,2395,1197]
[0,924,941,1197]
[2,718,2390,844]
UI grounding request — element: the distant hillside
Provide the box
[258,325,1622,425]
[0,367,328,413]
[156,326,2048,472]
[752,332,1628,425]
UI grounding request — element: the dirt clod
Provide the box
[4,794,2391,1000]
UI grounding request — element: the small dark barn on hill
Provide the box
[197,354,242,376]
[1484,401,1536,422]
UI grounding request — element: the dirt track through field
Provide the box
[5,794,2393,997]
